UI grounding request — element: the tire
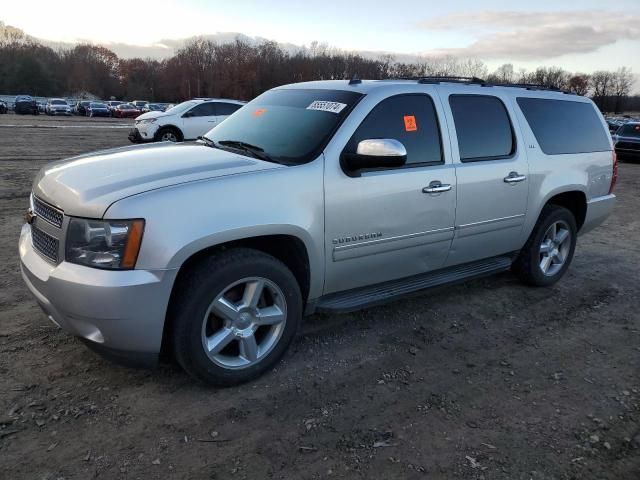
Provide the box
[156,127,181,142]
[512,205,577,286]
[170,248,302,386]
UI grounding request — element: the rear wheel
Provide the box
[171,249,302,386]
[513,205,577,286]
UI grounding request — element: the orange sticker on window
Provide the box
[404,115,417,132]
[253,108,267,117]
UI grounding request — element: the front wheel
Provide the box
[512,205,577,286]
[156,127,181,142]
[171,248,302,386]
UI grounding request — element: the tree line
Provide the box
[0,25,636,112]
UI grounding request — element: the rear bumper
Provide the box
[580,194,616,235]
[19,224,178,364]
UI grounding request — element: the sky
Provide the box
[2,0,639,75]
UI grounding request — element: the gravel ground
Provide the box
[0,113,639,480]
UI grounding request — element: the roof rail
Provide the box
[384,76,485,85]
[417,76,486,85]
[380,76,575,94]
[487,82,575,94]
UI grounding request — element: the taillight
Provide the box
[609,151,618,194]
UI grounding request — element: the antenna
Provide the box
[348,75,362,85]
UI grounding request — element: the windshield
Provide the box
[204,89,363,165]
[91,102,106,108]
[164,100,199,115]
[121,104,134,109]
[52,100,66,105]
[617,124,640,138]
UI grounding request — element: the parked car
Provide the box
[86,102,111,117]
[612,122,640,160]
[129,99,245,143]
[105,100,125,115]
[45,98,72,116]
[74,100,93,116]
[0,100,7,114]
[14,95,39,115]
[141,103,165,113]
[112,103,141,119]
[19,79,616,386]
[131,100,149,111]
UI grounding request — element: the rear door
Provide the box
[214,102,243,124]
[438,89,530,266]
[181,102,218,139]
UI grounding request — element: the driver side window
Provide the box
[345,94,443,167]
[187,102,216,117]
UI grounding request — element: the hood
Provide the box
[136,110,164,121]
[33,142,284,218]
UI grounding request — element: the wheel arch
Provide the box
[160,233,313,359]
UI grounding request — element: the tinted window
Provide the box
[206,89,363,165]
[345,94,442,166]
[216,102,243,116]
[189,102,216,117]
[517,98,610,155]
[616,123,640,138]
[449,95,514,161]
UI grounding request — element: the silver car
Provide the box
[19,78,617,385]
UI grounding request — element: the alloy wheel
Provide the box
[201,277,287,369]
[539,220,571,276]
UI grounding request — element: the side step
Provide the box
[316,255,514,313]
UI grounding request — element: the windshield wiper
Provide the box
[197,136,218,148]
[217,140,280,164]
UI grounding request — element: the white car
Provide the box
[45,98,72,116]
[129,99,245,143]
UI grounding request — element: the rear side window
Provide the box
[346,94,443,166]
[216,103,243,115]
[449,95,514,162]
[517,98,610,155]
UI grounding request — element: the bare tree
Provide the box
[612,67,634,113]
[590,70,616,111]
[567,74,590,96]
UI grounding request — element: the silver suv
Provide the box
[19,78,617,385]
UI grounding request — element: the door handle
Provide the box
[504,171,527,183]
[422,181,452,194]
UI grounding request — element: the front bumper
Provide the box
[19,224,178,365]
[128,126,156,143]
[580,194,616,236]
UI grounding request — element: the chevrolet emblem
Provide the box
[24,208,36,224]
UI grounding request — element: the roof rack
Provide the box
[385,76,486,85]
[488,82,575,94]
[380,76,575,94]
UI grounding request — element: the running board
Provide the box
[316,255,514,313]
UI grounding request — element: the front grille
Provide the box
[33,196,63,228]
[31,225,59,263]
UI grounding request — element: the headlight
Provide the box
[138,118,157,125]
[66,218,145,270]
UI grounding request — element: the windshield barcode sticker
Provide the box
[307,101,347,114]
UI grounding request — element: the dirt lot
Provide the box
[0,113,639,480]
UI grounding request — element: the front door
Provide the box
[181,102,218,139]
[323,92,456,294]
[438,91,530,266]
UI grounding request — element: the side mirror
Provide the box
[182,111,193,118]
[342,139,407,174]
